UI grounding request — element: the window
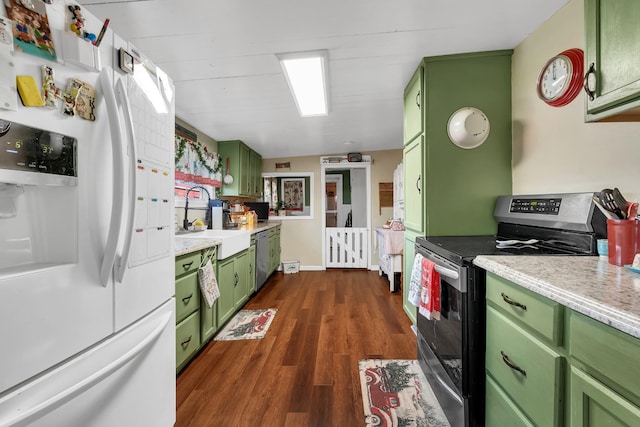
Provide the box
[261,172,314,220]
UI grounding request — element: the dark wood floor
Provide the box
[176,269,417,427]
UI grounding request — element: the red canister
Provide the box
[607,219,639,266]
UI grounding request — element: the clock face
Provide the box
[539,56,571,101]
[536,48,584,107]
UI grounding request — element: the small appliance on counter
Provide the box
[210,199,223,230]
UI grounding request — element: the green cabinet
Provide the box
[403,65,423,145]
[248,236,256,296]
[569,311,640,426]
[217,248,251,326]
[216,255,237,326]
[268,225,281,275]
[199,247,218,344]
[401,51,512,237]
[175,251,203,372]
[402,230,418,325]
[585,0,640,122]
[218,140,262,197]
[403,136,424,234]
[485,272,640,426]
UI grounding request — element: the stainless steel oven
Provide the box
[415,192,609,427]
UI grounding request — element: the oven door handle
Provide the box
[434,264,459,280]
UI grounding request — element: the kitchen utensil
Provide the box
[223,158,233,184]
[599,189,626,219]
[495,239,539,246]
[612,187,628,215]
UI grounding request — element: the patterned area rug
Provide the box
[359,359,450,427]
[214,309,277,341]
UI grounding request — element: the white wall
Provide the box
[512,0,640,202]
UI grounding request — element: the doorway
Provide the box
[321,162,371,269]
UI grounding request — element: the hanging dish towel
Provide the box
[198,258,220,308]
[408,253,424,306]
[419,258,441,320]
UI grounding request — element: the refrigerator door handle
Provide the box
[115,77,138,283]
[0,310,172,427]
[99,68,126,287]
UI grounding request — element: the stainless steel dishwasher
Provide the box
[255,230,270,291]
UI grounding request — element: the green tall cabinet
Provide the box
[402,50,513,322]
[584,0,640,122]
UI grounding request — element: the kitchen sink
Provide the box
[175,229,251,259]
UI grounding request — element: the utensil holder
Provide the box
[607,219,640,266]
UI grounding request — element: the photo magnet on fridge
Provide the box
[4,0,56,61]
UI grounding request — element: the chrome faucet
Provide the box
[183,186,211,230]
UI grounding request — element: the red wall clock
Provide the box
[536,48,584,107]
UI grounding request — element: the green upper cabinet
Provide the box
[585,0,640,122]
[403,65,423,145]
[218,140,262,197]
[402,50,513,237]
[403,135,424,234]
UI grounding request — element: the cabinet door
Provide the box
[239,144,250,196]
[249,150,262,197]
[402,232,417,324]
[486,375,534,427]
[200,255,218,344]
[269,234,277,274]
[486,307,563,427]
[585,0,640,120]
[217,257,236,326]
[403,65,423,145]
[570,367,640,427]
[234,250,249,309]
[247,244,256,296]
[403,135,424,234]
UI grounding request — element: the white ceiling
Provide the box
[80,0,568,159]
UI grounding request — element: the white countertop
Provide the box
[474,255,640,339]
[174,221,281,257]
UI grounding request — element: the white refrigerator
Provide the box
[0,2,176,426]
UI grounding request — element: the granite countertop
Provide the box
[474,255,640,339]
[174,221,281,256]
[175,238,222,257]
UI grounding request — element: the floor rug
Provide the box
[214,309,277,341]
[359,359,450,427]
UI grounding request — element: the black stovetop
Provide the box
[416,223,597,266]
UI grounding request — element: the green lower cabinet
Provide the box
[248,243,256,296]
[486,306,563,427]
[217,256,237,326]
[200,300,218,344]
[402,231,417,324]
[486,273,640,426]
[176,311,200,372]
[485,375,534,427]
[570,367,640,427]
[233,250,249,310]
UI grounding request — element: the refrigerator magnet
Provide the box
[16,75,44,106]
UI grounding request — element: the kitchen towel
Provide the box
[198,259,219,308]
[419,258,441,320]
[408,253,424,306]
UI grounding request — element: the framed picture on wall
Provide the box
[281,178,304,211]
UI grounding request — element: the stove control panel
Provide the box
[510,198,561,215]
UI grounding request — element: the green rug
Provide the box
[359,359,450,427]
[214,309,277,341]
